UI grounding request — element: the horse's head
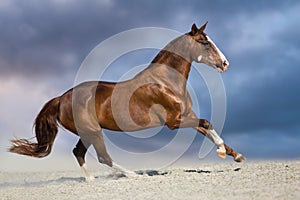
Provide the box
[188,22,229,72]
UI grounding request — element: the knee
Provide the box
[199,119,212,129]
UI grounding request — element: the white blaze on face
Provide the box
[206,35,229,65]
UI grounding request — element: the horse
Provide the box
[9,22,246,181]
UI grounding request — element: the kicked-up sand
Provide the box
[0,160,299,200]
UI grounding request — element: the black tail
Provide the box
[9,97,60,158]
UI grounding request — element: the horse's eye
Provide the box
[196,40,209,46]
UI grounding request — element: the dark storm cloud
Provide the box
[1,0,296,78]
[0,0,186,78]
[222,15,300,136]
[0,1,124,77]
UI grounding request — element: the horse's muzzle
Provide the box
[217,60,229,73]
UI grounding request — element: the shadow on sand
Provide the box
[0,176,85,188]
[0,170,169,187]
[135,170,168,176]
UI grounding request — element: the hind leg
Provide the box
[90,132,137,177]
[73,139,89,166]
[90,130,113,167]
[73,139,95,181]
[87,128,139,177]
[90,131,138,177]
[74,128,114,179]
[72,106,112,167]
[72,97,135,177]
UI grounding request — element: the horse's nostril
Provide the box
[223,60,229,67]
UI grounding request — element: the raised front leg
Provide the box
[195,123,246,162]
[224,144,246,162]
[194,125,227,159]
[166,116,246,162]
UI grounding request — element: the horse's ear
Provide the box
[199,21,208,33]
[190,23,198,36]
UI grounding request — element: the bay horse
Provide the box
[9,22,245,180]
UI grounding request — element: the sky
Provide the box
[0,0,300,171]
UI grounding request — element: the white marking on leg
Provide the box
[112,162,138,178]
[206,36,229,64]
[81,163,95,182]
[197,55,202,62]
[206,129,226,158]
[206,129,224,146]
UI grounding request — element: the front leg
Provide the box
[224,144,246,162]
[195,126,227,159]
[166,116,246,162]
[195,125,246,162]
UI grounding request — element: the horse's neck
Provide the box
[136,35,192,90]
[156,35,192,77]
[151,50,192,80]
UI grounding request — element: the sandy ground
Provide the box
[0,160,299,200]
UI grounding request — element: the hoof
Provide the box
[217,151,226,159]
[234,153,246,162]
[217,145,226,159]
[112,162,139,178]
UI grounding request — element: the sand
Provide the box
[0,160,299,200]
